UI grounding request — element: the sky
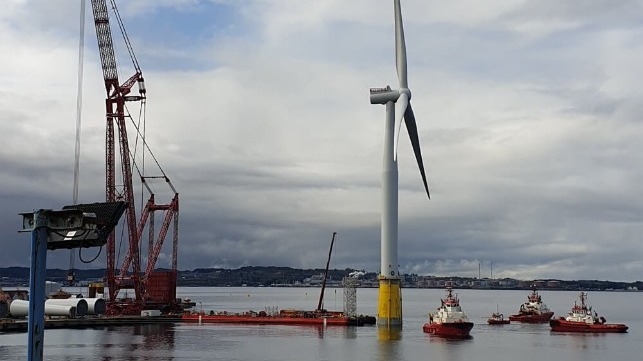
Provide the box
[1,0,642,282]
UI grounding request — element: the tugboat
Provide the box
[549,292,628,333]
[508,286,554,323]
[423,287,473,338]
[487,306,510,325]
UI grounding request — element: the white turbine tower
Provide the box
[369,0,430,327]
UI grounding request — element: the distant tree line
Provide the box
[0,266,361,287]
[1,266,640,291]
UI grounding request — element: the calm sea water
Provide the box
[1,287,641,360]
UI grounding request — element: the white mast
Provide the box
[369,0,430,327]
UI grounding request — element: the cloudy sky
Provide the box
[1,0,642,282]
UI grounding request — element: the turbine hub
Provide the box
[399,87,411,101]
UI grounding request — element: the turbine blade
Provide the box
[404,103,430,199]
[394,0,408,89]
[394,92,408,161]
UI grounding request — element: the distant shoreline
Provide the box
[1,266,640,291]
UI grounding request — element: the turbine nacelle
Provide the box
[369,86,411,105]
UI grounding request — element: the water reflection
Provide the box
[185,323,355,340]
[425,331,474,361]
[376,327,402,361]
[553,332,610,351]
[310,324,359,339]
[427,334,474,343]
[97,323,176,361]
[377,327,402,341]
[135,324,176,352]
[342,325,358,340]
[313,324,354,339]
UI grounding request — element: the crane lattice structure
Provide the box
[90,0,179,314]
[342,277,358,317]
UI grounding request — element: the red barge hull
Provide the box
[549,318,628,333]
[182,313,351,326]
[508,312,554,323]
[423,322,473,338]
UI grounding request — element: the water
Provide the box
[1,287,641,360]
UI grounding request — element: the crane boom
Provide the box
[89,0,179,314]
[317,232,337,312]
[91,0,119,95]
[91,0,143,303]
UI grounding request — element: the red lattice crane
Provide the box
[90,0,180,315]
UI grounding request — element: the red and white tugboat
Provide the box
[508,286,554,323]
[423,287,473,338]
[549,292,628,333]
[487,306,510,325]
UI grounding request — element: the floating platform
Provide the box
[0,315,181,333]
[1,312,375,333]
[182,310,375,326]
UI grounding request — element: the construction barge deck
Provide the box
[1,313,374,333]
[0,316,182,333]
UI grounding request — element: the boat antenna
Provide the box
[317,232,337,312]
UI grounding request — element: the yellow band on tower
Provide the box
[377,278,402,326]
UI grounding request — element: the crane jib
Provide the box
[89,0,179,315]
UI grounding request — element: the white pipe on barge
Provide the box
[9,300,77,318]
[81,298,106,315]
[45,298,89,317]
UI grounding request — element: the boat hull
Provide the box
[423,322,473,338]
[487,319,510,325]
[549,318,628,333]
[508,312,553,323]
[182,313,350,326]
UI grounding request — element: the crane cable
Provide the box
[108,0,167,181]
[72,0,104,266]
[108,0,168,181]
[73,0,85,205]
[108,0,152,272]
[70,0,86,273]
[125,102,168,179]
[109,0,141,72]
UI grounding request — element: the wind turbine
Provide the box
[369,0,430,327]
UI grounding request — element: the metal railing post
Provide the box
[27,210,48,361]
